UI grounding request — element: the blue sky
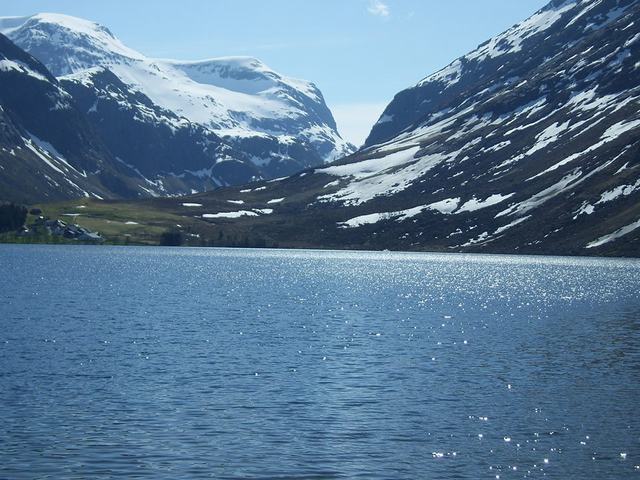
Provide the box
[3,0,549,145]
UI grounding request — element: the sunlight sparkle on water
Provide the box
[0,246,638,479]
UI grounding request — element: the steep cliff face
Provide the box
[0,33,147,202]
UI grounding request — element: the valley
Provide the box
[1,0,639,257]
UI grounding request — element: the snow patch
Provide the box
[494,215,531,235]
[319,146,461,206]
[457,194,514,213]
[596,179,640,204]
[202,211,258,219]
[586,218,640,248]
[0,59,49,82]
[426,198,460,215]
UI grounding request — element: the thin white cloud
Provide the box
[330,102,389,148]
[367,0,390,17]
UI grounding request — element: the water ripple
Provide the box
[0,245,639,479]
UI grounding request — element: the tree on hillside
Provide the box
[159,229,183,246]
[0,204,27,233]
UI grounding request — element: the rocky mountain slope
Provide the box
[0,13,353,198]
[136,0,639,257]
[58,67,257,194]
[0,33,149,202]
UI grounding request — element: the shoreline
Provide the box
[1,239,638,261]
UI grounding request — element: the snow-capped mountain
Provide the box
[0,31,248,201]
[167,0,639,256]
[0,13,354,193]
[59,67,260,194]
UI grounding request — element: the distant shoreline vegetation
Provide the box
[0,199,635,259]
[0,201,274,249]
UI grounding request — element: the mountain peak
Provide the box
[19,13,115,38]
[0,13,144,75]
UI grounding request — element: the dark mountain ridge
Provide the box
[0,33,146,202]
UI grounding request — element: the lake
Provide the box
[1,245,639,479]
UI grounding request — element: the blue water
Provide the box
[1,245,639,479]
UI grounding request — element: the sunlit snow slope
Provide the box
[0,13,353,194]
